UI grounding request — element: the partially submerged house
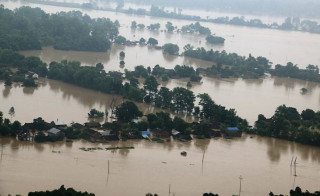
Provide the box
[141,130,151,139]
[84,122,101,129]
[224,127,242,137]
[51,119,67,128]
[91,130,119,141]
[151,129,170,138]
[47,127,65,138]
[25,71,39,79]
[71,123,84,130]
[171,130,181,138]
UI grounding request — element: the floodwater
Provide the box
[1,136,320,196]
[1,1,320,196]
[1,76,320,125]
[2,1,320,67]
[19,46,213,71]
[0,79,184,124]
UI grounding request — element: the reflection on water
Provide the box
[1,136,320,196]
[20,46,213,72]
[2,86,11,98]
[1,76,320,125]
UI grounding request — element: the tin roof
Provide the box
[48,128,61,135]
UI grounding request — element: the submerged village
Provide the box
[16,115,241,145]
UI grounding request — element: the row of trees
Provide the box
[181,22,211,35]
[251,105,320,146]
[184,45,320,81]
[271,63,320,82]
[26,185,319,196]
[28,185,95,196]
[126,64,202,83]
[0,6,119,51]
[184,46,271,78]
[124,5,320,34]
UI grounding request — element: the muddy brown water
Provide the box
[1,76,319,125]
[1,2,320,195]
[2,1,320,67]
[1,136,320,196]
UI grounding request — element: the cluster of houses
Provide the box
[17,118,242,143]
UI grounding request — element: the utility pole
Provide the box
[239,175,243,196]
[293,157,297,176]
[108,160,110,175]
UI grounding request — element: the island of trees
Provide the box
[0,6,119,52]
[183,45,320,81]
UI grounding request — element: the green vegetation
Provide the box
[206,35,225,44]
[131,21,137,29]
[0,6,119,51]
[28,185,95,196]
[183,46,320,81]
[88,108,104,118]
[115,101,143,122]
[162,43,179,55]
[13,185,320,196]
[15,2,320,35]
[114,35,127,45]
[165,21,174,32]
[147,37,158,46]
[269,186,320,196]
[181,22,211,34]
[120,0,320,19]
[147,23,161,31]
[250,105,320,146]
[271,63,320,82]
[120,51,125,58]
[184,46,271,78]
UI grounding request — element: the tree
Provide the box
[137,24,145,29]
[120,60,125,66]
[301,109,316,121]
[162,43,179,55]
[95,63,104,70]
[165,21,174,32]
[114,36,126,45]
[147,38,158,46]
[8,107,15,120]
[131,21,137,29]
[206,35,225,44]
[139,37,146,44]
[198,93,215,119]
[172,87,195,113]
[143,76,159,103]
[115,101,143,122]
[144,76,159,94]
[155,87,172,109]
[88,108,104,118]
[120,51,125,58]
[147,23,160,30]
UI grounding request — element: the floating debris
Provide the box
[79,147,104,151]
[105,146,135,150]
